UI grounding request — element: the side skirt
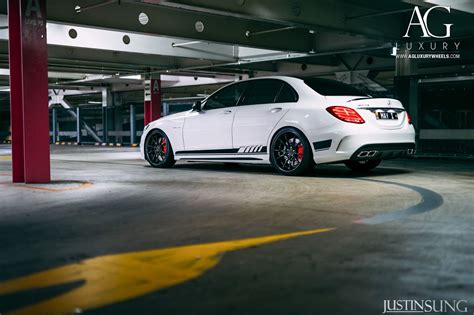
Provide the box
[175,154,269,164]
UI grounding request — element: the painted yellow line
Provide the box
[0,227,335,315]
[0,155,11,161]
[0,180,92,192]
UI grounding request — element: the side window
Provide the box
[276,83,298,103]
[204,82,247,110]
[240,79,283,106]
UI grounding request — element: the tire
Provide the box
[344,159,381,172]
[270,127,314,176]
[144,129,176,168]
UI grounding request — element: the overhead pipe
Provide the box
[245,26,298,37]
[171,41,202,48]
[75,0,118,14]
[345,8,413,21]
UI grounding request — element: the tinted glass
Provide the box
[205,82,247,110]
[241,79,282,105]
[276,83,298,103]
[304,78,367,97]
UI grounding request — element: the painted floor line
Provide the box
[354,179,444,225]
[0,180,93,192]
[0,227,335,315]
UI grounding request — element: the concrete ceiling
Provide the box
[0,0,472,93]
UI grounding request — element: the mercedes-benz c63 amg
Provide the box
[140,76,415,175]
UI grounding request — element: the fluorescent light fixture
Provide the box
[119,74,141,80]
[87,101,102,104]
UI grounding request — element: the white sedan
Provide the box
[140,76,415,175]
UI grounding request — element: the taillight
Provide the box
[326,106,365,124]
[406,112,412,124]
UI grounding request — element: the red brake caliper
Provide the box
[161,138,167,153]
[297,144,304,162]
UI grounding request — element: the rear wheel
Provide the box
[145,130,176,168]
[270,128,313,176]
[344,159,381,172]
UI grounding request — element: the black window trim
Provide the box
[237,78,299,106]
[202,81,249,111]
[275,81,299,103]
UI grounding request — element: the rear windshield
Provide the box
[304,78,367,97]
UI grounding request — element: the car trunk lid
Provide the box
[325,96,408,130]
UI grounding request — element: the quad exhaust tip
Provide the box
[357,149,415,158]
[357,150,378,158]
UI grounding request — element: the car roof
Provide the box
[203,76,313,101]
[237,76,303,84]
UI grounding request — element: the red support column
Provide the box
[144,100,151,126]
[8,0,50,183]
[144,78,162,125]
[7,0,24,183]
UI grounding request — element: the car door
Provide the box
[182,81,247,151]
[232,79,298,151]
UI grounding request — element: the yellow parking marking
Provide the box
[0,180,92,192]
[0,227,334,315]
[11,180,92,192]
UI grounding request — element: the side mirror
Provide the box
[192,100,202,112]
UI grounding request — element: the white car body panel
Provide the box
[232,103,289,149]
[140,76,416,166]
[182,106,236,150]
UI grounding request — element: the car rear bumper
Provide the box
[350,142,416,161]
[310,125,416,164]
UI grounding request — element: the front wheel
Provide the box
[270,128,314,176]
[344,159,381,172]
[145,130,176,168]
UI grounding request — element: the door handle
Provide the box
[221,110,233,114]
[270,107,282,113]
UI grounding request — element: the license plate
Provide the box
[375,112,398,120]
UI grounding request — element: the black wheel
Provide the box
[145,129,176,168]
[344,159,381,172]
[270,128,313,176]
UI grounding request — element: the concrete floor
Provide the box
[0,144,473,314]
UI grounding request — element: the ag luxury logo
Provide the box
[393,5,461,60]
[403,6,453,39]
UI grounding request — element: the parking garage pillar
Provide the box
[394,49,419,131]
[76,107,81,144]
[8,0,50,183]
[52,108,58,144]
[144,78,162,125]
[130,104,136,145]
[101,88,112,143]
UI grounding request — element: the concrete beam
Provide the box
[152,0,404,40]
[29,0,315,53]
[0,14,236,62]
